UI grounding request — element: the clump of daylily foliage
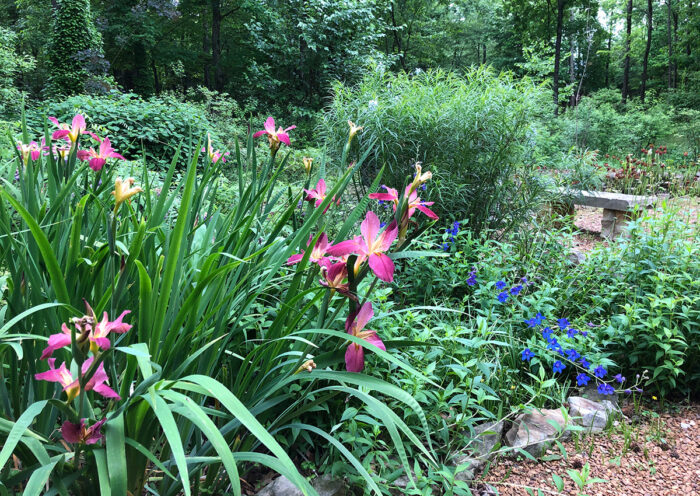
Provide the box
[2,112,444,495]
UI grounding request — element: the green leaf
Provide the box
[552,473,564,492]
[105,413,128,496]
[0,400,48,469]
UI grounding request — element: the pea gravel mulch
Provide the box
[481,403,700,496]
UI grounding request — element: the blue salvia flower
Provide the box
[541,327,553,340]
[442,243,450,251]
[497,291,509,303]
[553,361,566,373]
[380,222,387,228]
[576,373,591,386]
[597,383,615,395]
[566,328,578,338]
[580,330,588,337]
[525,313,544,327]
[510,285,523,295]
[421,183,427,191]
[495,280,507,290]
[580,357,591,369]
[557,318,570,329]
[614,374,626,383]
[593,365,607,378]
[466,268,477,286]
[566,349,581,361]
[521,348,535,361]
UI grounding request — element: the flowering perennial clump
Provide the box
[34,302,132,446]
[289,159,437,372]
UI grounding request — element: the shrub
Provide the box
[321,67,550,234]
[26,92,218,165]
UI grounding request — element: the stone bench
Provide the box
[556,188,657,239]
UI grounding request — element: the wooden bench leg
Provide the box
[601,209,631,240]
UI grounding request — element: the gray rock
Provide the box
[453,455,484,482]
[312,474,346,496]
[257,475,344,496]
[568,396,617,432]
[581,383,619,406]
[504,408,570,457]
[568,250,585,266]
[470,420,504,458]
[256,476,303,496]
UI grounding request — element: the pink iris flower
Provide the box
[40,310,131,359]
[202,134,229,163]
[319,259,355,300]
[369,185,438,220]
[304,179,340,213]
[77,137,125,171]
[287,233,331,266]
[62,418,106,445]
[49,114,94,143]
[35,357,121,402]
[253,117,296,152]
[16,139,48,162]
[345,302,385,373]
[328,211,398,282]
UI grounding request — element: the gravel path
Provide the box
[482,403,700,496]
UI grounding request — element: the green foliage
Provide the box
[398,206,700,397]
[322,67,550,234]
[46,0,107,96]
[553,89,700,156]
[0,116,438,494]
[26,92,219,165]
[0,27,35,117]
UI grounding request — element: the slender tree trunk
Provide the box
[482,43,486,64]
[569,7,576,108]
[641,0,653,103]
[673,9,678,86]
[211,0,223,91]
[687,0,692,57]
[152,59,161,94]
[667,0,673,89]
[553,0,565,115]
[203,13,211,89]
[622,0,633,104]
[605,17,612,87]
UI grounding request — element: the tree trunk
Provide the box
[641,0,653,103]
[673,9,678,86]
[152,58,161,94]
[482,43,486,64]
[622,0,633,104]
[211,0,223,91]
[569,9,576,109]
[667,0,673,89]
[605,18,612,87]
[203,12,211,89]
[553,0,565,115]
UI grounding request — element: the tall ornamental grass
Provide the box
[0,112,441,494]
[322,67,549,234]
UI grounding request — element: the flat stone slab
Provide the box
[557,188,656,211]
